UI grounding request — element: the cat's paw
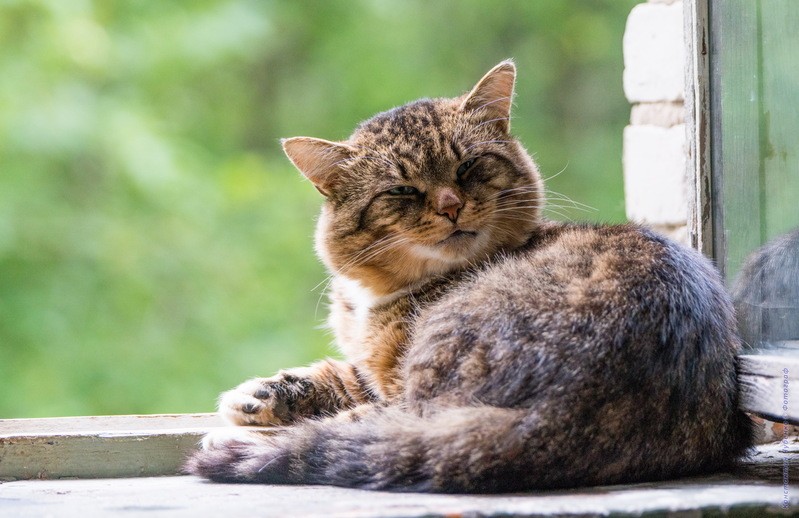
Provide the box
[218,369,316,426]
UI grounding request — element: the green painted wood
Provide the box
[712,0,799,283]
[0,414,226,480]
[0,432,203,480]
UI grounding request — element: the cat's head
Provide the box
[282,60,543,295]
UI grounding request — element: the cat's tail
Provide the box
[185,403,749,492]
[187,405,537,492]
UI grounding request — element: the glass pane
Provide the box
[710,0,799,349]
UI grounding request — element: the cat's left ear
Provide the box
[281,137,357,197]
[459,60,516,133]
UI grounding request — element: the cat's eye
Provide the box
[456,158,477,179]
[386,186,419,196]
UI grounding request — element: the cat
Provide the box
[732,228,799,349]
[186,60,753,493]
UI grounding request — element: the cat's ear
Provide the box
[459,60,516,132]
[281,137,357,197]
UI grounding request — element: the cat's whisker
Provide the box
[314,275,336,319]
[542,208,574,222]
[338,234,414,273]
[544,202,595,214]
[544,189,597,212]
[493,198,575,215]
[486,186,543,203]
[490,197,539,209]
[544,194,593,208]
[310,274,334,293]
[541,163,570,183]
[492,206,543,214]
[470,95,512,116]
[492,187,539,198]
[464,139,514,154]
[491,184,595,214]
[491,199,545,210]
[474,117,510,129]
[319,234,406,315]
[492,195,543,205]
[338,242,400,273]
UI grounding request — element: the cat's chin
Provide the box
[408,230,488,266]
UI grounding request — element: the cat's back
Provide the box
[408,222,741,415]
[435,221,730,324]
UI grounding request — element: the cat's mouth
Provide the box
[440,229,478,244]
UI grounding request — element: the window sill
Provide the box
[1,354,798,481]
[0,448,797,517]
[0,353,797,517]
[0,413,224,480]
[739,352,799,425]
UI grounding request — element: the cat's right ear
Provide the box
[459,60,516,133]
[281,137,356,197]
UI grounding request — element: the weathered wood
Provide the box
[735,439,799,481]
[683,0,714,257]
[0,432,205,480]
[739,354,799,379]
[0,414,227,480]
[0,413,221,435]
[2,355,798,481]
[738,354,799,425]
[1,469,797,518]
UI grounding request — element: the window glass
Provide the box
[711,0,799,349]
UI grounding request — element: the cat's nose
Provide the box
[434,188,463,222]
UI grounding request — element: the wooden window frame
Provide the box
[0,0,796,483]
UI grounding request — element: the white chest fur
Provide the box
[329,276,406,362]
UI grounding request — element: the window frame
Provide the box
[685,0,799,425]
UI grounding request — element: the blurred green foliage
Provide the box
[0,0,636,417]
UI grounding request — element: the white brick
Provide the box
[623,124,687,225]
[630,101,684,127]
[623,1,684,103]
[651,224,688,245]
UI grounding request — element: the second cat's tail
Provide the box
[185,403,749,492]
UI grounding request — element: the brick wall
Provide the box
[622,0,688,243]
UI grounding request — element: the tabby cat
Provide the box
[186,60,753,492]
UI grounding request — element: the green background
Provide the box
[0,0,636,417]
